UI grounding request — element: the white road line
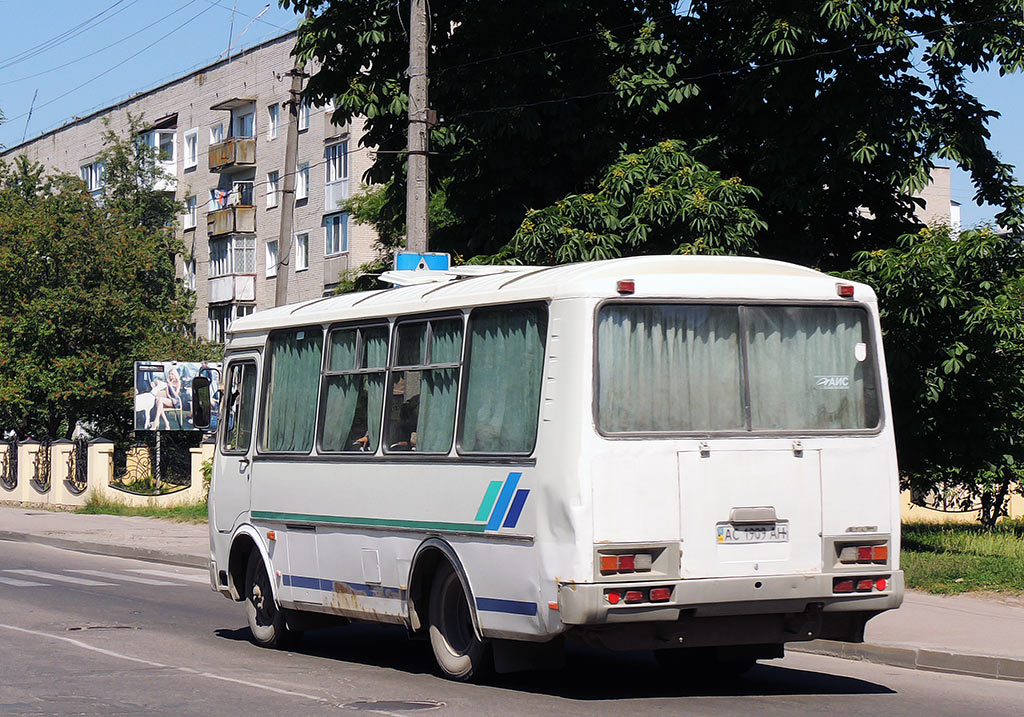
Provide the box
[0,623,330,704]
[127,568,209,584]
[0,576,48,587]
[5,569,115,586]
[67,570,181,586]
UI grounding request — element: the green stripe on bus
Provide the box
[251,511,486,533]
[474,481,504,522]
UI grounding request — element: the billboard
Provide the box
[134,361,222,432]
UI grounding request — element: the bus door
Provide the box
[212,355,260,534]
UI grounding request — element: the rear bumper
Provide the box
[558,570,903,625]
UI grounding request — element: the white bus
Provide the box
[199,255,903,681]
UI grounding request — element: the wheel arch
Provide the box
[407,538,484,642]
[228,525,276,603]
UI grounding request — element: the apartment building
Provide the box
[2,31,378,342]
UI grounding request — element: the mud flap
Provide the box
[783,602,823,641]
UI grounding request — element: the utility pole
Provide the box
[405,0,429,253]
[274,14,310,307]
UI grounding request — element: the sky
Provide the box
[0,1,1021,228]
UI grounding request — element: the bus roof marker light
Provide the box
[836,283,855,298]
[617,279,635,294]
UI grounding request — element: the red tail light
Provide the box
[605,591,621,604]
[624,590,644,604]
[617,555,635,571]
[836,283,855,298]
[617,279,635,294]
[856,579,874,592]
[649,587,671,602]
[875,578,887,591]
[833,579,854,594]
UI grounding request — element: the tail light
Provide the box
[839,543,888,565]
[834,576,890,594]
[649,587,672,602]
[624,591,644,604]
[599,552,654,574]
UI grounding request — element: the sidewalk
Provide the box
[1,504,1021,681]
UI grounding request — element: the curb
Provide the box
[0,530,209,570]
[790,639,1024,683]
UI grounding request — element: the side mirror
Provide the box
[191,376,212,429]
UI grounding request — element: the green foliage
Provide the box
[201,456,213,498]
[498,140,765,265]
[0,121,215,441]
[902,521,1024,594]
[77,494,208,523]
[283,0,1024,267]
[846,225,1024,525]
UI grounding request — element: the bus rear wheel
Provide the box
[245,550,298,649]
[427,564,492,681]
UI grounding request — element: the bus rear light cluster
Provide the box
[600,552,653,574]
[605,586,673,605]
[833,576,888,594]
[838,544,887,564]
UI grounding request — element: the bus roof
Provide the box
[227,255,873,338]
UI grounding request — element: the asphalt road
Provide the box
[1,540,1022,716]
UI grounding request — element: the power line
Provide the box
[0,0,135,71]
[4,2,220,126]
[0,0,205,89]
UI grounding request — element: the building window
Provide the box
[233,109,254,138]
[209,236,256,277]
[266,171,279,208]
[183,128,199,169]
[266,239,279,278]
[326,141,348,185]
[210,123,224,145]
[210,188,226,211]
[184,195,197,230]
[324,212,347,256]
[184,257,197,290]
[207,304,253,343]
[143,130,176,164]
[296,162,310,200]
[267,103,279,139]
[296,232,309,271]
[80,161,104,200]
[298,100,310,131]
[232,180,254,206]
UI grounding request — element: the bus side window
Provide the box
[320,324,389,453]
[385,317,463,453]
[223,362,256,452]
[459,304,547,454]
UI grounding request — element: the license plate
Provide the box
[716,522,789,544]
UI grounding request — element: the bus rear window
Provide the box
[596,303,879,434]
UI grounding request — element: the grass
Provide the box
[75,494,208,524]
[901,520,1024,595]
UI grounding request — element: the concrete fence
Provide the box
[0,439,214,510]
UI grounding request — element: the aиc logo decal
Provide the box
[814,375,850,390]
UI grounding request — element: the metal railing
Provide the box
[0,437,16,490]
[31,438,52,492]
[66,438,89,495]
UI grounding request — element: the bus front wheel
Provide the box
[427,564,491,681]
[244,550,298,649]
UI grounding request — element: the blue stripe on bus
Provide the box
[476,597,538,616]
[281,575,402,600]
[502,489,530,529]
[485,472,521,531]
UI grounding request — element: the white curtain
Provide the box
[745,306,873,430]
[597,305,744,432]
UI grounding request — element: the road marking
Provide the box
[127,568,209,584]
[0,623,331,704]
[68,570,181,586]
[5,569,115,586]
[0,576,48,587]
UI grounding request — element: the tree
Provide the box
[284,0,1024,267]
[0,125,214,441]
[845,225,1024,526]
[489,140,766,265]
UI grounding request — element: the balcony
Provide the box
[325,179,350,212]
[207,205,256,237]
[209,274,255,304]
[208,137,256,173]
